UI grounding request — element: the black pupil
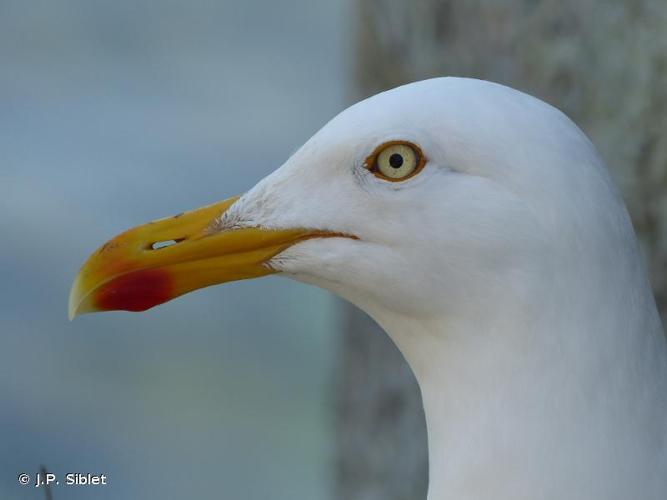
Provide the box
[389,153,404,168]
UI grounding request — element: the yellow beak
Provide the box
[68,195,341,319]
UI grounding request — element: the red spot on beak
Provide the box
[95,269,173,312]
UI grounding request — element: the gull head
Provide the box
[69,77,632,327]
[68,77,667,500]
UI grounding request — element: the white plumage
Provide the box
[222,78,667,499]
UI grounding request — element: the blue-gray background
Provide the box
[1,1,348,498]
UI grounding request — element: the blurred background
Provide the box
[1,1,666,499]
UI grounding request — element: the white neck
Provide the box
[367,268,667,500]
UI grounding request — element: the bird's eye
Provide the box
[366,141,425,181]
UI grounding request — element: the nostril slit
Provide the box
[150,238,185,250]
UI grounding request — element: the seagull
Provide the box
[69,77,667,499]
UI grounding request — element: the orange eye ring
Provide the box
[364,140,426,182]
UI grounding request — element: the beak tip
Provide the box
[68,278,86,321]
[68,305,78,321]
[68,292,79,321]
